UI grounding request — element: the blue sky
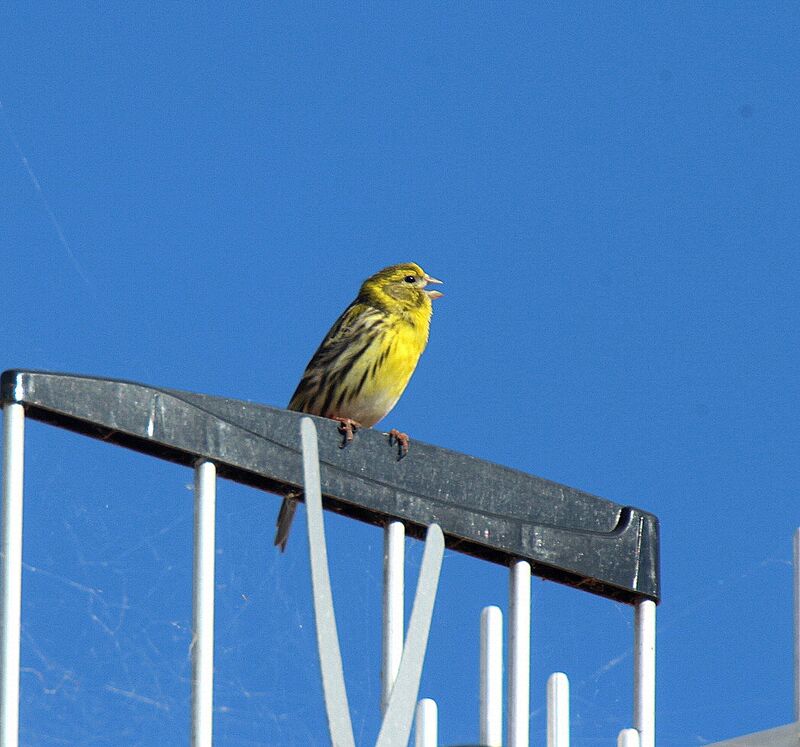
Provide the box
[2,3,799,745]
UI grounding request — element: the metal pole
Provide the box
[547,672,569,747]
[415,698,437,747]
[382,521,404,713]
[480,605,503,746]
[618,728,641,747]
[191,461,217,747]
[1,403,24,747]
[301,419,356,747]
[794,528,800,722]
[376,524,444,747]
[633,600,656,747]
[508,560,531,747]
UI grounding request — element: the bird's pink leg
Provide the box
[388,428,410,457]
[332,416,361,447]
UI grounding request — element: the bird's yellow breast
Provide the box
[341,313,430,427]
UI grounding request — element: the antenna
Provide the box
[1,369,660,746]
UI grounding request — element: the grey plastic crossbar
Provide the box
[0,370,660,604]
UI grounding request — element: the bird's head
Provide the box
[359,263,444,311]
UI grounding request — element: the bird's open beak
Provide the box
[424,274,444,299]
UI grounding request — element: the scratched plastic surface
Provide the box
[1,369,659,603]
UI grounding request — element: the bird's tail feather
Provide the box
[274,495,299,552]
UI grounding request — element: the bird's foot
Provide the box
[388,428,410,459]
[333,417,361,448]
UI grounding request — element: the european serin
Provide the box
[274,262,443,550]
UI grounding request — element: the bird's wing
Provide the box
[288,301,386,414]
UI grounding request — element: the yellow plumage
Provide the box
[274,262,443,550]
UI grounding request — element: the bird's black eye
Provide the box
[404,275,417,283]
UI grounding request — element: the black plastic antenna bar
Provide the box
[1,370,659,603]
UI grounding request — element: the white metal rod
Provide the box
[480,605,503,746]
[382,520,405,713]
[633,600,656,747]
[618,728,641,747]
[191,461,217,747]
[415,698,437,747]
[1,403,24,747]
[547,672,569,747]
[376,524,444,747]
[508,560,531,747]
[301,419,356,746]
[794,528,800,721]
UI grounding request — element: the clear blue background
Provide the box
[2,3,799,745]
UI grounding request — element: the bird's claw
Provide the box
[388,428,410,458]
[333,417,361,448]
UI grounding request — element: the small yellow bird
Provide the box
[274,262,443,550]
